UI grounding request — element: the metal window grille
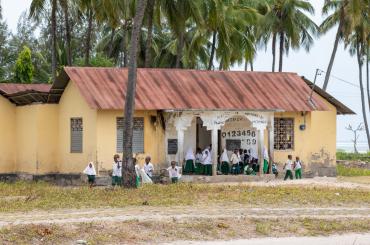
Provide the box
[117,117,144,153]
[70,118,83,153]
[274,118,294,150]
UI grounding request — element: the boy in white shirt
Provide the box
[230,149,241,174]
[294,156,302,179]
[283,155,294,180]
[167,161,181,183]
[144,156,154,179]
[112,154,122,186]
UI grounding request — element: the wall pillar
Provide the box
[211,128,218,176]
[258,129,264,176]
[177,129,184,166]
[267,118,274,174]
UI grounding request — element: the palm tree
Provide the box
[161,0,204,68]
[259,0,318,72]
[30,0,58,80]
[144,0,155,67]
[60,0,72,66]
[347,2,370,149]
[320,0,364,91]
[122,0,148,188]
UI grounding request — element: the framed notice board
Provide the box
[167,139,178,154]
[226,139,241,151]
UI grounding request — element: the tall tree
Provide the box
[78,0,96,66]
[122,0,148,188]
[30,0,58,80]
[144,0,155,68]
[61,0,72,66]
[320,0,364,91]
[14,46,34,83]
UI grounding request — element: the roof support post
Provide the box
[177,129,185,167]
[267,115,275,174]
[211,127,218,176]
[258,129,264,176]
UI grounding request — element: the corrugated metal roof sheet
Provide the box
[0,83,51,95]
[60,67,330,112]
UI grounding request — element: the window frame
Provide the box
[116,117,145,153]
[274,117,295,151]
[70,117,83,153]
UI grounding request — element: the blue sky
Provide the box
[2,0,369,147]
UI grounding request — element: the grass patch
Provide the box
[336,151,370,161]
[336,164,370,176]
[338,176,370,184]
[1,218,369,244]
[0,181,369,213]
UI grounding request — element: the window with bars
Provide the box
[274,118,294,150]
[117,117,144,153]
[70,118,83,153]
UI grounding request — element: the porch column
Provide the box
[258,129,264,176]
[268,118,274,174]
[177,129,185,166]
[211,128,218,176]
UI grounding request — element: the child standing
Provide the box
[283,155,294,181]
[167,161,181,183]
[294,157,302,179]
[112,154,122,186]
[220,149,230,175]
[83,162,96,188]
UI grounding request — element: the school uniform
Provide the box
[220,149,230,175]
[195,153,203,174]
[144,162,154,178]
[202,148,212,176]
[230,153,240,174]
[83,163,96,184]
[263,148,269,174]
[167,165,181,183]
[284,159,294,180]
[184,148,195,174]
[294,160,302,179]
[135,164,141,187]
[112,161,122,186]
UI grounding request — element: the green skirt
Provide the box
[263,159,269,174]
[136,176,141,187]
[195,162,204,174]
[87,175,95,183]
[171,177,179,183]
[184,159,195,174]
[204,164,212,176]
[112,176,122,186]
[221,161,229,175]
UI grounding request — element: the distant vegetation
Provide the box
[336,151,370,161]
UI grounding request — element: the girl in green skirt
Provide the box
[195,148,203,174]
[83,162,96,188]
[184,148,195,174]
[220,149,230,175]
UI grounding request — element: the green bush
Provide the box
[336,164,370,176]
[336,151,370,161]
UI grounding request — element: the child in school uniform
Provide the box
[83,162,96,188]
[220,149,230,175]
[167,161,181,183]
[184,148,195,174]
[294,156,302,179]
[195,148,203,174]
[283,155,294,180]
[112,154,122,186]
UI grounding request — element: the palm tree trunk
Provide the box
[208,31,217,70]
[51,0,57,80]
[278,31,284,72]
[108,28,115,58]
[272,32,276,72]
[250,61,254,71]
[323,24,341,91]
[122,0,148,188]
[244,60,248,71]
[62,0,72,66]
[144,0,155,68]
[356,42,370,149]
[120,24,127,67]
[367,45,369,110]
[175,31,184,68]
[84,8,93,66]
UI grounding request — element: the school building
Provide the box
[0,67,354,180]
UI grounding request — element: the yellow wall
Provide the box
[58,81,97,173]
[273,97,337,173]
[96,110,165,171]
[15,104,59,174]
[0,96,16,172]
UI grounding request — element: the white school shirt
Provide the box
[167,166,181,178]
[83,163,96,176]
[144,162,154,177]
[285,160,293,171]
[202,149,212,165]
[295,160,302,170]
[230,153,239,165]
[114,161,122,177]
[195,153,203,162]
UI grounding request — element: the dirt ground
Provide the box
[0,177,369,244]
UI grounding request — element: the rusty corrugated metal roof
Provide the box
[58,67,330,112]
[0,83,51,95]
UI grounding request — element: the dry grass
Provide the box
[0,181,369,213]
[0,218,369,245]
[338,176,370,185]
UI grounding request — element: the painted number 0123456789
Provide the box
[221,130,256,138]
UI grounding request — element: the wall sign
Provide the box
[226,139,241,151]
[167,139,178,154]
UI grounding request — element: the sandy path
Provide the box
[165,233,370,245]
[1,205,369,228]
